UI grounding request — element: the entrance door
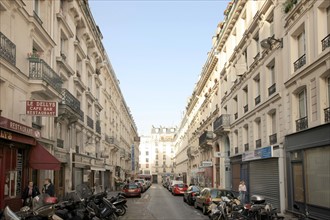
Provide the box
[292,162,305,212]
[152,175,158,184]
[54,166,65,200]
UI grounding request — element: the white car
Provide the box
[168,180,183,192]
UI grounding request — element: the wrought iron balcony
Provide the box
[325,107,330,123]
[57,139,64,148]
[199,131,213,148]
[213,114,230,135]
[296,116,308,131]
[29,59,63,93]
[60,89,84,121]
[244,143,249,151]
[86,116,94,129]
[268,83,276,96]
[269,133,277,145]
[294,54,306,72]
[96,120,101,134]
[255,95,261,105]
[244,104,249,113]
[255,139,261,148]
[322,34,330,51]
[0,32,16,65]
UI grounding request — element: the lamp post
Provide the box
[260,35,283,49]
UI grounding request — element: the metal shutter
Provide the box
[249,158,280,210]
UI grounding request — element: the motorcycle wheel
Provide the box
[202,205,208,215]
[116,205,126,216]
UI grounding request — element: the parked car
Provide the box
[122,183,141,197]
[183,185,201,205]
[135,182,145,193]
[172,183,188,195]
[134,179,147,192]
[194,188,236,215]
[168,180,183,192]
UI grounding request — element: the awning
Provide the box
[29,142,61,170]
[90,166,106,171]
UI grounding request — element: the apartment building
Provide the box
[0,0,139,211]
[175,0,329,218]
[139,126,176,184]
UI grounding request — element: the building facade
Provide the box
[0,0,139,211]
[174,0,330,218]
[139,126,176,184]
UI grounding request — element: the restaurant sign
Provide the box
[0,116,41,138]
[26,100,58,117]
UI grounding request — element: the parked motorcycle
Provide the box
[107,192,127,216]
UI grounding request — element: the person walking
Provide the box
[22,181,40,207]
[42,178,55,197]
[238,180,247,204]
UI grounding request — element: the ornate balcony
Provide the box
[268,83,276,96]
[59,89,84,122]
[105,135,120,151]
[325,107,330,123]
[255,95,261,105]
[269,133,277,145]
[199,131,213,149]
[86,116,94,129]
[255,139,261,148]
[0,32,16,65]
[296,116,308,131]
[294,54,306,72]
[29,59,63,94]
[213,114,230,135]
[322,34,330,51]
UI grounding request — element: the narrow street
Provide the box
[120,184,209,220]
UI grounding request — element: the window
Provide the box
[234,96,238,119]
[253,33,260,57]
[327,6,330,33]
[146,158,149,163]
[255,118,261,148]
[268,61,276,96]
[146,164,149,169]
[243,124,249,151]
[297,31,306,57]
[298,89,307,118]
[327,77,330,106]
[243,86,248,113]
[163,155,166,160]
[271,112,276,135]
[34,0,40,15]
[88,73,92,91]
[146,151,149,156]
[254,74,261,105]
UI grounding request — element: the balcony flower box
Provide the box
[27,52,42,61]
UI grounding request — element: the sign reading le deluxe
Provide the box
[26,100,58,117]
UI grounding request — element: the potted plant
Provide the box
[27,51,42,62]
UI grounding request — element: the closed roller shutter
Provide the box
[249,158,280,210]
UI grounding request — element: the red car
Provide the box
[172,183,188,195]
[122,183,141,197]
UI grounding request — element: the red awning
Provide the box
[29,142,61,170]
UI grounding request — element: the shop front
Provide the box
[285,123,330,219]
[0,116,60,211]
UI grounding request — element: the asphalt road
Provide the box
[119,183,209,220]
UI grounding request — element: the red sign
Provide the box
[0,116,41,138]
[26,100,58,117]
[0,128,36,145]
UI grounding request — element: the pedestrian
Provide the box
[238,180,247,204]
[42,178,55,196]
[21,181,40,207]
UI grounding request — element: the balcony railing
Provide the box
[268,83,276,96]
[294,54,306,72]
[244,104,249,113]
[199,131,213,147]
[325,107,330,123]
[321,34,330,51]
[57,139,64,148]
[296,116,308,131]
[96,120,101,134]
[0,32,16,65]
[29,59,63,93]
[213,114,230,133]
[269,133,277,145]
[244,143,249,151]
[86,116,94,129]
[61,89,84,120]
[255,139,261,148]
[255,95,260,105]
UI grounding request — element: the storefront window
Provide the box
[292,163,304,203]
[4,171,17,198]
[305,146,330,208]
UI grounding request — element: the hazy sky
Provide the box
[89,0,229,135]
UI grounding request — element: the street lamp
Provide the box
[260,35,283,49]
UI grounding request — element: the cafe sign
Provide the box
[26,100,58,117]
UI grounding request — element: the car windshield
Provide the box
[210,190,224,198]
[128,184,138,189]
[177,184,186,188]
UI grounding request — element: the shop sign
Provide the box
[0,116,41,138]
[242,146,273,161]
[0,128,36,145]
[200,161,213,167]
[26,100,58,117]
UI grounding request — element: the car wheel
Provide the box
[183,196,186,202]
[202,205,208,215]
[138,193,141,198]
[194,201,198,209]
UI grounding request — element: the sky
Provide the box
[89,0,229,135]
